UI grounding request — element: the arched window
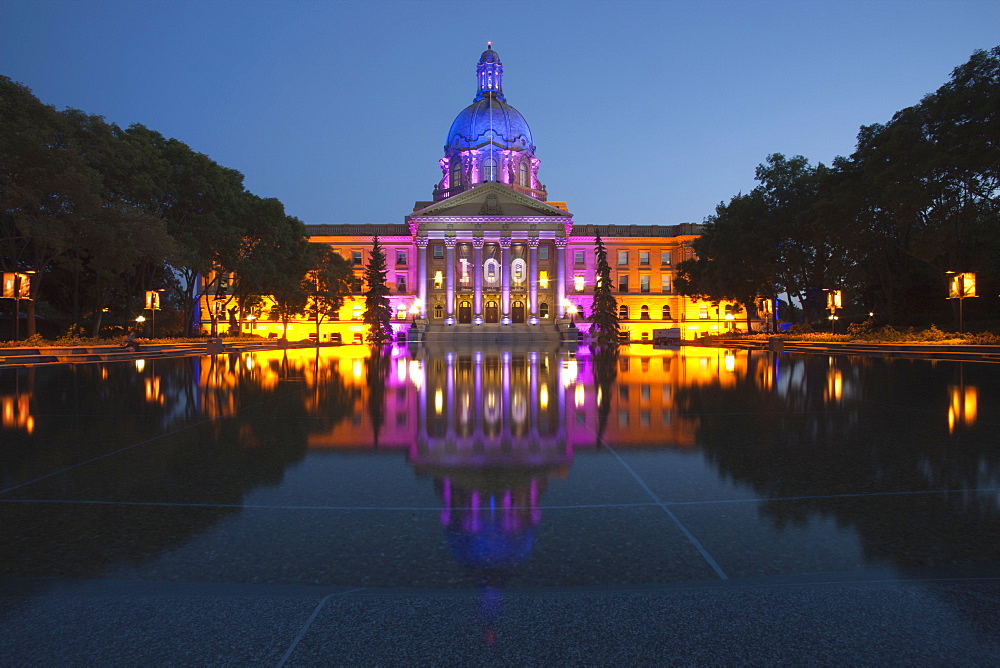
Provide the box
[450,159,463,189]
[640,305,650,320]
[519,162,529,187]
[483,158,497,182]
[434,304,444,319]
[619,304,629,320]
[662,305,672,320]
[540,302,549,318]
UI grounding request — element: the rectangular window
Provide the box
[352,277,362,293]
[640,275,650,293]
[661,251,672,266]
[539,246,549,260]
[574,251,585,265]
[618,251,628,265]
[396,250,407,266]
[539,270,549,289]
[433,271,443,289]
[574,275,585,292]
[639,251,650,266]
[618,274,629,293]
[396,275,407,293]
[661,275,671,293]
[433,245,444,259]
[699,305,709,319]
[352,251,363,266]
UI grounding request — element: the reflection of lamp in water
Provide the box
[724,351,735,373]
[948,384,978,433]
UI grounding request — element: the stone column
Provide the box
[473,237,484,320]
[528,237,539,321]
[416,238,428,318]
[555,238,568,317]
[445,237,456,322]
[500,237,512,323]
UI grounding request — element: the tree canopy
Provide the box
[676,46,1000,330]
[1,76,315,339]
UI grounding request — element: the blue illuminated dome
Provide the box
[445,97,534,154]
[435,44,545,201]
[445,45,534,153]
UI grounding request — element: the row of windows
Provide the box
[450,159,531,188]
[614,275,671,293]
[430,245,552,260]
[619,250,672,266]
[571,250,673,266]
[338,250,409,266]
[619,305,673,320]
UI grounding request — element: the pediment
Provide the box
[410,182,571,219]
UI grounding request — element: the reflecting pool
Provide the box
[1,345,998,596]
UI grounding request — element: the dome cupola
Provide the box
[435,44,546,202]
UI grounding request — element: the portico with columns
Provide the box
[407,182,572,333]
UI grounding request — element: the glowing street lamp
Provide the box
[826,289,842,334]
[410,298,423,323]
[947,272,976,332]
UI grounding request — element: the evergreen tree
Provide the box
[588,233,620,348]
[363,235,393,345]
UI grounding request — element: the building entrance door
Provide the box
[485,300,499,323]
[512,300,525,323]
[458,300,472,323]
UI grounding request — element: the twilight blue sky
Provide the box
[3,0,998,227]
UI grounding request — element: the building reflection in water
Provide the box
[3,345,994,623]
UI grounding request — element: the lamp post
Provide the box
[10,271,35,341]
[144,290,161,339]
[567,303,578,327]
[826,289,842,334]
[947,272,976,332]
[135,314,146,337]
[410,298,422,324]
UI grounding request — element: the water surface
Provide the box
[1,345,997,593]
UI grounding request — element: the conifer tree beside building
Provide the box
[363,236,394,345]
[588,233,620,348]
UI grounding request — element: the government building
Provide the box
[202,45,747,343]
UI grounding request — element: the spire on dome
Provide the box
[475,43,504,102]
